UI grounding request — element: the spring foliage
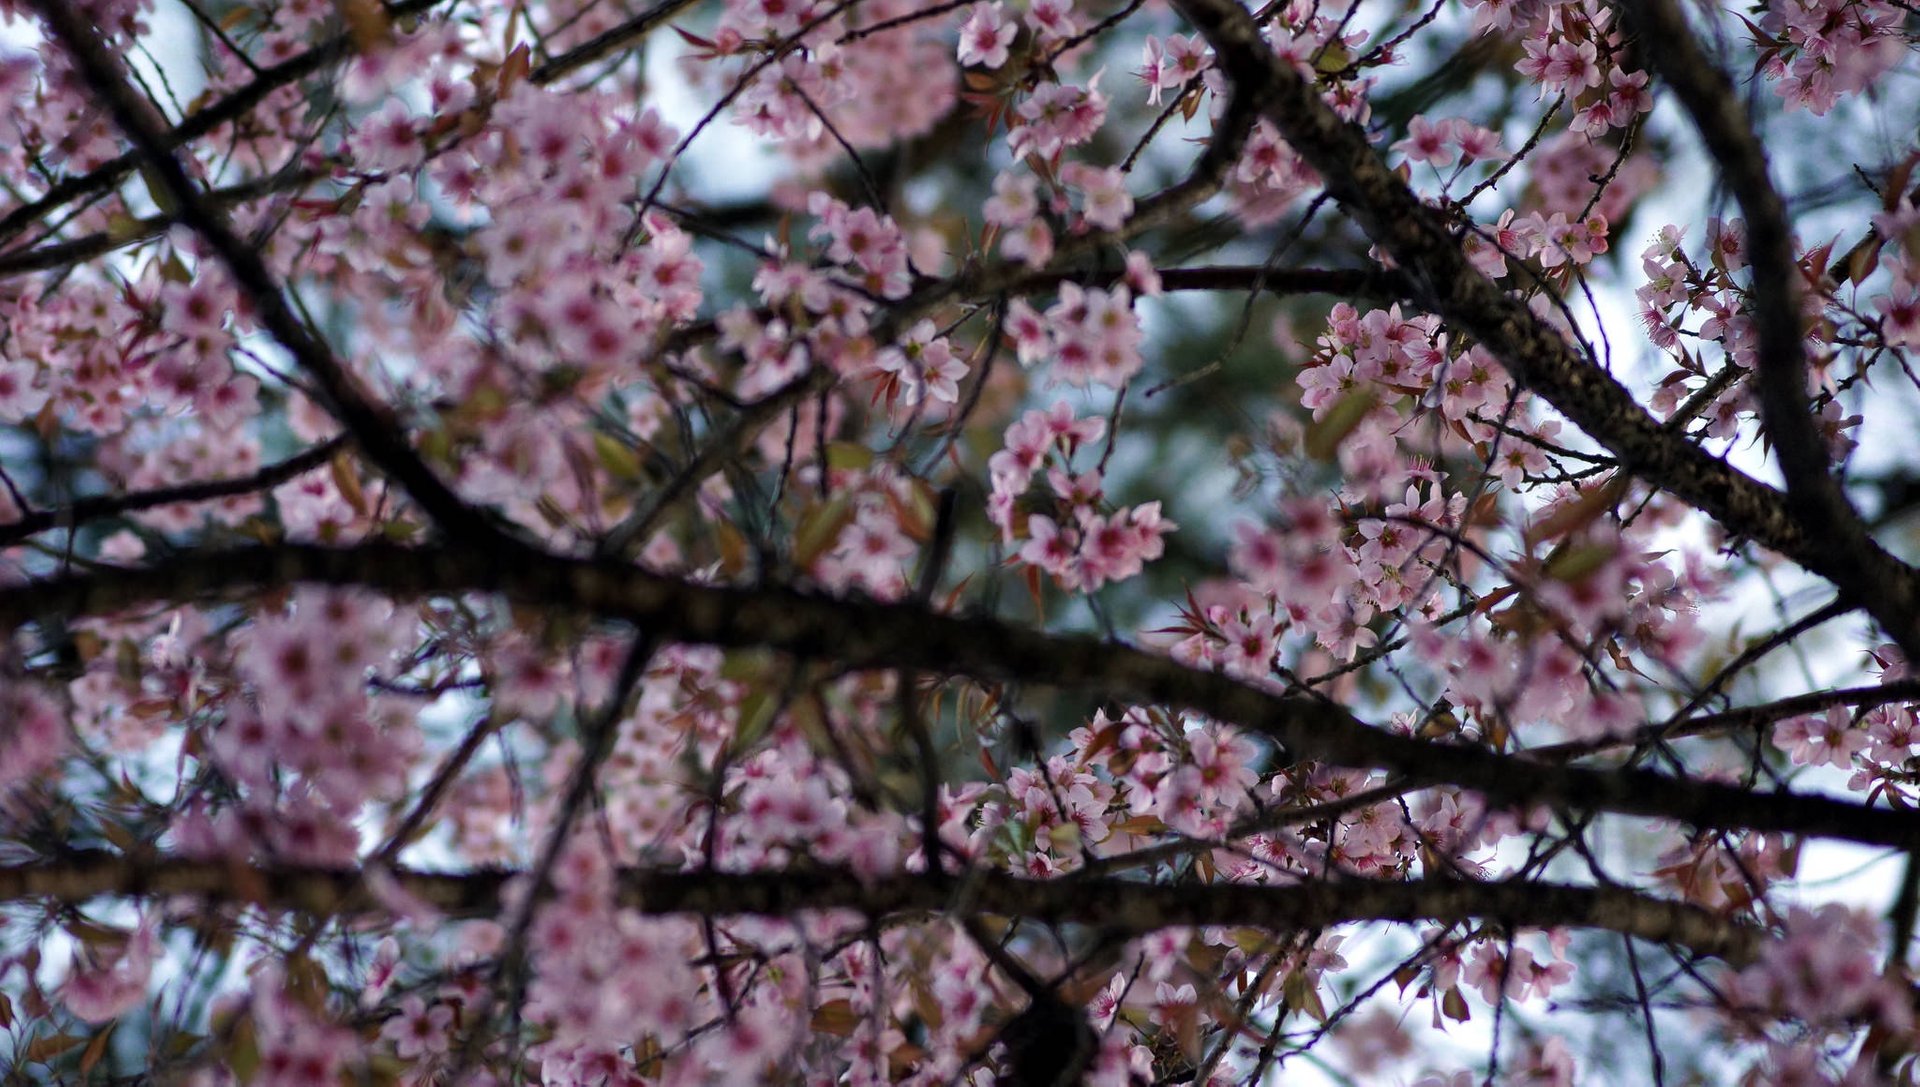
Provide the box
[4,0,1920,1082]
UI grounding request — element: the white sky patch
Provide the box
[644,38,791,207]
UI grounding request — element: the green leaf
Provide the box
[1303,391,1376,461]
[594,432,644,481]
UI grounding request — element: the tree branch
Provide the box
[1011,263,1409,302]
[0,435,348,548]
[6,541,1920,851]
[0,850,1762,965]
[1164,0,1920,653]
[0,0,699,254]
[0,164,329,279]
[1614,0,1920,664]
[31,1,504,546]
[1536,680,1920,762]
[529,0,707,83]
[0,0,449,248]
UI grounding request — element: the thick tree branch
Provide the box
[1614,0,1920,664]
[1164,0,1920,655]
[6,540,1920,851]
[0,850,1762,965]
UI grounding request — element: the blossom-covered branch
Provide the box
[0,435,346,548]
[7,0,1920,1081]
[6,539,1918,850]
[1166,0,1920,653]
[0,850,1761,964]
[32,0,502,544]
[1615,0,1920,662]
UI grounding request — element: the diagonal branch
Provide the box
[1613,0,1920,665]
[492,633,660,1033]
[0,0,697,254]
[0,850,1763,964]
[529,0,706,83]
[0,166,331,279]
[1162,0,1920,656]
[7,541,1920,851]
[30,1,504,546]
[0,0,449,248]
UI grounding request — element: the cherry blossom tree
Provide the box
[3,0,1920,1081]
